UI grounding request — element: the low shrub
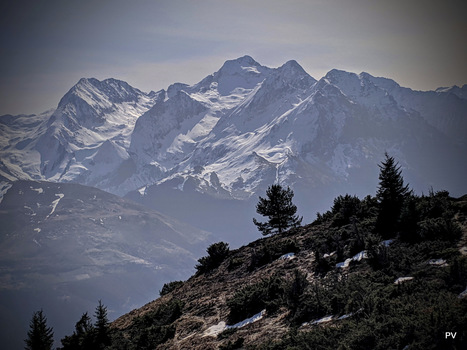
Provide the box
[159,280,184,296]
[128,299,184,350]
[227,275,285,324]
[196,242,230,274]
[249,239,299,271]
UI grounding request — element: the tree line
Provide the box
[25,301,110,350]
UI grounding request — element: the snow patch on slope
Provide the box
[227,309,266,329]
[203,309,266,337]
[46,193,64,219]
[0,182,12,204]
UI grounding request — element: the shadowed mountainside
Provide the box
[0,180,210,349]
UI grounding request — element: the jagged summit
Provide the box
[59,77,147,109]
[279,59,310,76]
[218,55,263,71]
[266,59,316,91]
[216,55,267,79]
[19,77,159,182]
[208,55,271,96]
[323,69,362,91]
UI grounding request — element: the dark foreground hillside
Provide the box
[105,191,467,350]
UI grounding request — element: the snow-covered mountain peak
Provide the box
[322,69,403,115]
[219,55,262,72]
[1,77,161,183]
[324,68,355,81]
[324,69,363,95]
[266,60,317,91]
[167,83,188,98]
[211,56,271,96]
[59,77,148,110]
[278,60,309,77]
[54,77,157,129]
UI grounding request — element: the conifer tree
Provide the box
[94,300,111,349]
[59,312,94,350]
[253,184,302,235]
[376,153,411,237]
[25,310,54,350]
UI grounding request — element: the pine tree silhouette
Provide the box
[376,153,410,237]
[25,310,54,350]
[94,300,111,349]
[253,184,302,235]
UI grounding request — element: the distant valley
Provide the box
[0,180,209,349]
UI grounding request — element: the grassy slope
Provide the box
[109,194,467,350]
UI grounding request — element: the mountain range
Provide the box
[1,56,466,348]
[1,56,466,246]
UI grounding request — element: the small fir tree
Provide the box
[376,153,411,237]
[94,300,111,349]
[25,310,54,350]
[253,184,302,235]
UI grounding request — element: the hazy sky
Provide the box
[1,0,466,115]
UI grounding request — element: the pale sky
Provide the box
[1,0,466,115]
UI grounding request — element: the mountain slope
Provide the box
[0,110,54,182]
[0,180,210,349]
[108,192,467,349]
